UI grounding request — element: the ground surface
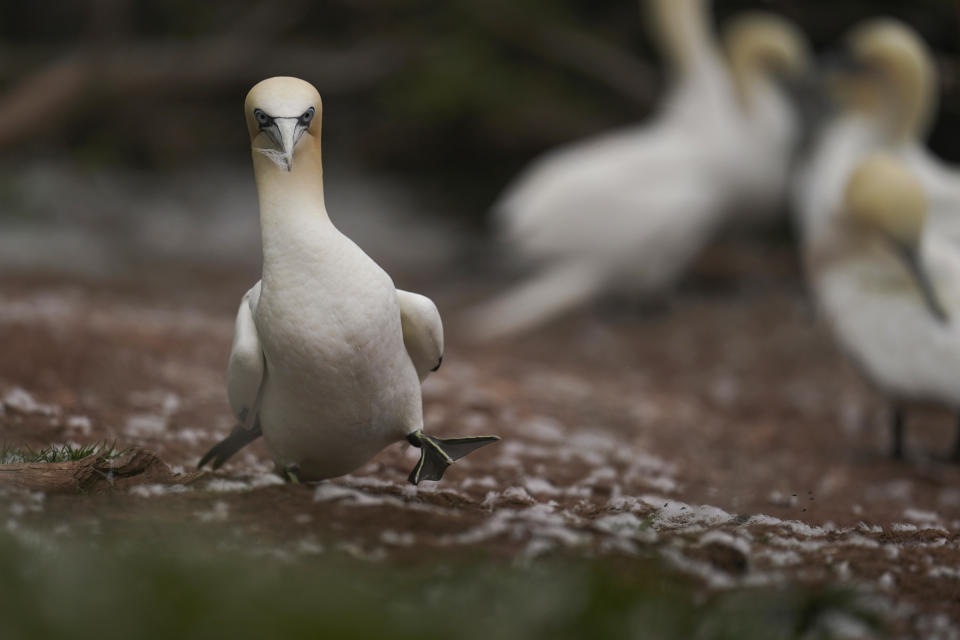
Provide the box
[1,245,960,638]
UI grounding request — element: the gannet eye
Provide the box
[254,109,273,128]
[299,107,315,127]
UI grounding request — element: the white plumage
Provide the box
[398,289,444,381]
[795,18,960,250]
[201,77,497,483]
[466,1,810,340]
[805,152,960,459]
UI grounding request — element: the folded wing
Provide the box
[397,290,443,381]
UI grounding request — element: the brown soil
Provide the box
[2,248,960,638]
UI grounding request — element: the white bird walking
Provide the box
[805,152,960,460]
[199,77,498,484]
[795,18,960,249]
[465,1,810,340]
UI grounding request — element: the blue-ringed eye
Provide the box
[299,107,315,127]
[254,109,272,127]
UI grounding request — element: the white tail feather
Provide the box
[462,263,606,341]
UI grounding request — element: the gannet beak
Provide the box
[821,50,872,77]
[273,118,301,171]
[254,118,307,171]
[894,242,949,324]
[784,70,830,138]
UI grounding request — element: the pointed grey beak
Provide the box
[255,118,307,171]
[894,241,949,324]
[273,118,301,171]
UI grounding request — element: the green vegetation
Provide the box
[0,530,882,640]
[0,441,125,465]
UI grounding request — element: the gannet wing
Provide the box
[198,282,264,470]
[397,289,443,381]
[226,281,264,424]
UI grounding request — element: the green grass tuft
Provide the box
[0,440,126,464]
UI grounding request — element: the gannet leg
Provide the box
[890,407,905,460]
[198,420,263,470]
[405,430,500,485]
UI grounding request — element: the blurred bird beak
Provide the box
[255,118,307,171]
[783,70,830,139]
[820,50,872,77]
[894,241,949,323]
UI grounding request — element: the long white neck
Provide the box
[646,0,715,76]
[890,59,936,143]
[252,134,329,273]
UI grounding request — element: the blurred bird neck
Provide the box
[727,61,778,112]
[646,0,716,76]
[889,67,936,143]
[253,135,330,270]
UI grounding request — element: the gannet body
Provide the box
[806,153,960,459]
[200,77,497,483]
[796,19,960,250]
[468,2,809,340]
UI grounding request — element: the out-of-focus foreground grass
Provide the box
[0,530,880,640]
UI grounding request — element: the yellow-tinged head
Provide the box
[722,12,811,105]
[244,77,322,172]
[842,152,947,322]
[843,152,927,247]
[838,19,936,140]
[724,13,810,77]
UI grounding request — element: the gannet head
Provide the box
[722,13,811,108]
[844,153,947,322]
[836,19,936,140]
[845,153,926,247]
[244,77,322,172]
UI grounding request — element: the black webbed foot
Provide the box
[406,430,500,485]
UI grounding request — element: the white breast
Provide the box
[255,221,422,479]
[813,237,960,406]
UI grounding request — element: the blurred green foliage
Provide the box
[0,530,882,640]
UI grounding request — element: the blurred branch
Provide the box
[0,38,411,149]
[0,54,97,149]
[471,6,658,109]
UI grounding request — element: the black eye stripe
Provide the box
[253,107,315,130]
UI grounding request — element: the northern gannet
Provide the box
[199,77,498,483]
[806,152,960,460]
[465,2,810,340]
[795,18,960,249]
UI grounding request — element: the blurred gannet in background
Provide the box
[795,18,960,249]
[465,1,810,340]
[199,77,498,484]
[806,153,960,460]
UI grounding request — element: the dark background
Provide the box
[0,0,956,224]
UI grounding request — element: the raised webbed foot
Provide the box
[406,430,500,485]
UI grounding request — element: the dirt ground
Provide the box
[2,245,960,638]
